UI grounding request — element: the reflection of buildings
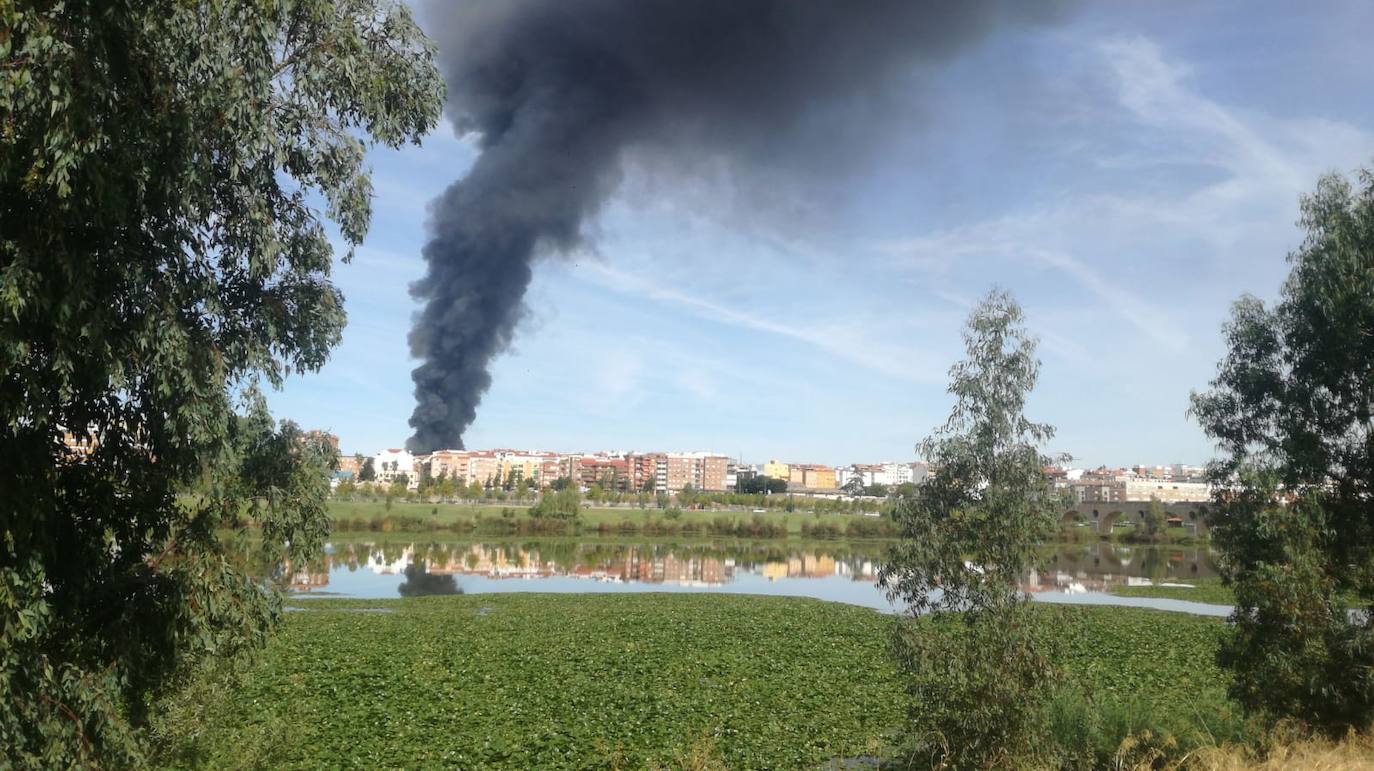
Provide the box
[287,571,330,592]
[1021,570,1161,595]
[282,559,331,593]
[757,553,871,582]
[293,542,1217,602]
[315,543,885,588]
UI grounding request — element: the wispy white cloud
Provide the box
[1101,36,1371,229]
[1100,37,1302,189]
[578,261,948,384]
[883,219,1188,351]
[882,36,1373,358]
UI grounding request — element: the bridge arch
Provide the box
[1059,502,1211,537]
[1098,510,1127,534]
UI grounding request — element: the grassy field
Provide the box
[1110,577,1236,605]
[1110,577,1369,611]
[327,499,884,537]
[151,595,1240,769]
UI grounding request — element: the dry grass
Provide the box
[1143,730,1374,770]
[661,734,727,771]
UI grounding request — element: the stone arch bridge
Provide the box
[1060,502,1210,537]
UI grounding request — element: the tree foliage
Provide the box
[1191,168,1374,733]
[530,488,582,521]
[880,289,1060,768]
[738,475,788,495]
[1142,498,1167,539]
[0,0,442,764]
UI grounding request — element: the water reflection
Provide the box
[1030,542,1219,594]
[398,562,463,597]
[285,540,1222,613]
[289,541,882,591]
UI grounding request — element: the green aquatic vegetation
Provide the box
[1038,606,1245,767]
[152,595,904,769]
[151,597,1238,769]
[1041,605,1230,713]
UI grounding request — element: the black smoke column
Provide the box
[407,0,1071,452]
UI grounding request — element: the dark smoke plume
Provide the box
[407,0,1070,452]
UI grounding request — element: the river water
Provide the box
[285,539,1231,616]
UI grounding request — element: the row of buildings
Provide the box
[62,423,1213,503]
[338,447,931,496]
[1049,464,1213,503]
[337,444,1214,503]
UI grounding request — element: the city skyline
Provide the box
[336,442,1210,503]
[333,437,1211,475]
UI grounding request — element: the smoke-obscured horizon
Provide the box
[406,0,1072,453]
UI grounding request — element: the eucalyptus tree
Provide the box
[1191,168,1374,733]
[0,0,443,764]
[880,289,1060,769]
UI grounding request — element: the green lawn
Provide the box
[1110,577,1368,609]
[151,595,1237,769]
[1110,577,1236,605]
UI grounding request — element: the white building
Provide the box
[373,448,416,488]
[838,462,929,489]
[1122,479,1212,503]
[725,462,758,491]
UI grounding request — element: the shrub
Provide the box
[891,607,1056,769]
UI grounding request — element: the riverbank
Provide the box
[326,499,899,540]
[324,500,1206,545]
[1108,577,1368,611]
[150,595,1241,769]
[1110,577,1236,605]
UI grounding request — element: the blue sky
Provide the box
[266,1,1374,467]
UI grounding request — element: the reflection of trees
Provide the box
[1139,548,1168,583]
[1034,543,1220,582]
[380,542,405,565]
[398,561,462,597]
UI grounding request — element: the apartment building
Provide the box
[424,449,469,481]
[662,454,694,492]
[373,448,416,487]
[788,464,837,491]
[699,454,729,492]
[762,460,791,480]
[303,430,339,451]
[626,453,663,492]
[569,455,630,490]
[1122,479,1212,503]
[837,462,928,489]
[61,428,98,459]
[1063,479,1127,503]
[337,454,363,476]
[635,452,731,494]
[1062,478,1211,503]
